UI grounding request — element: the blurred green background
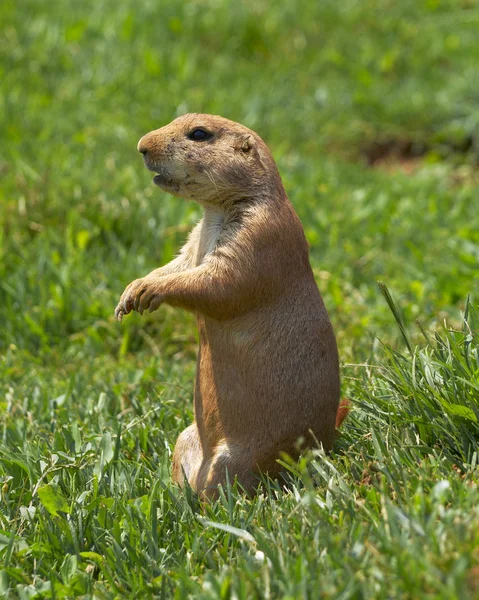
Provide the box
[1,0,478,363]
[1,0,479,597]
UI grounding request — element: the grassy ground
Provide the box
[1,0,479,597]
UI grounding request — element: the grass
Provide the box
[1,0,479,597]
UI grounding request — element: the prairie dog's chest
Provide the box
[195,210,225,266]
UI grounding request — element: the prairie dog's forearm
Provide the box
[153,263,251,320]
[148,253,192,278]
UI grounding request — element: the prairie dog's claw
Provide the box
[114,305,125,322]
[115,276,161,321]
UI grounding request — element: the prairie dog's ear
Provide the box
[236,134,253,153]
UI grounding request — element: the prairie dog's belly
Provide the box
[195,292,340,446]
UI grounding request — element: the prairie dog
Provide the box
[115,114,340,497]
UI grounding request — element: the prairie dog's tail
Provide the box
[335,398,350,429]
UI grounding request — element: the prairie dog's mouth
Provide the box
[152,169,179,192]
[153,173,167,186]
[142,157,179,191]
[142,159,170,186]
[143,156,160,173]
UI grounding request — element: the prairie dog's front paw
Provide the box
[115,277,143,321]
[114,277,164,321]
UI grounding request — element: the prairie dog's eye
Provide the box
[187,128,212,142]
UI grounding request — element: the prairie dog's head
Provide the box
[137,113,281,205]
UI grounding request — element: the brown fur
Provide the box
[335,399,350,429]
[115,113,340,498]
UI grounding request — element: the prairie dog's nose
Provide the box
[137,135,149,155]
[138,130,164,160]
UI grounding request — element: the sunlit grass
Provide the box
[1,0,478,597]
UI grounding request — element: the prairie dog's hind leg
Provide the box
[172,424,204,490]
[173,434,276,499]
[196,442,264,499]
